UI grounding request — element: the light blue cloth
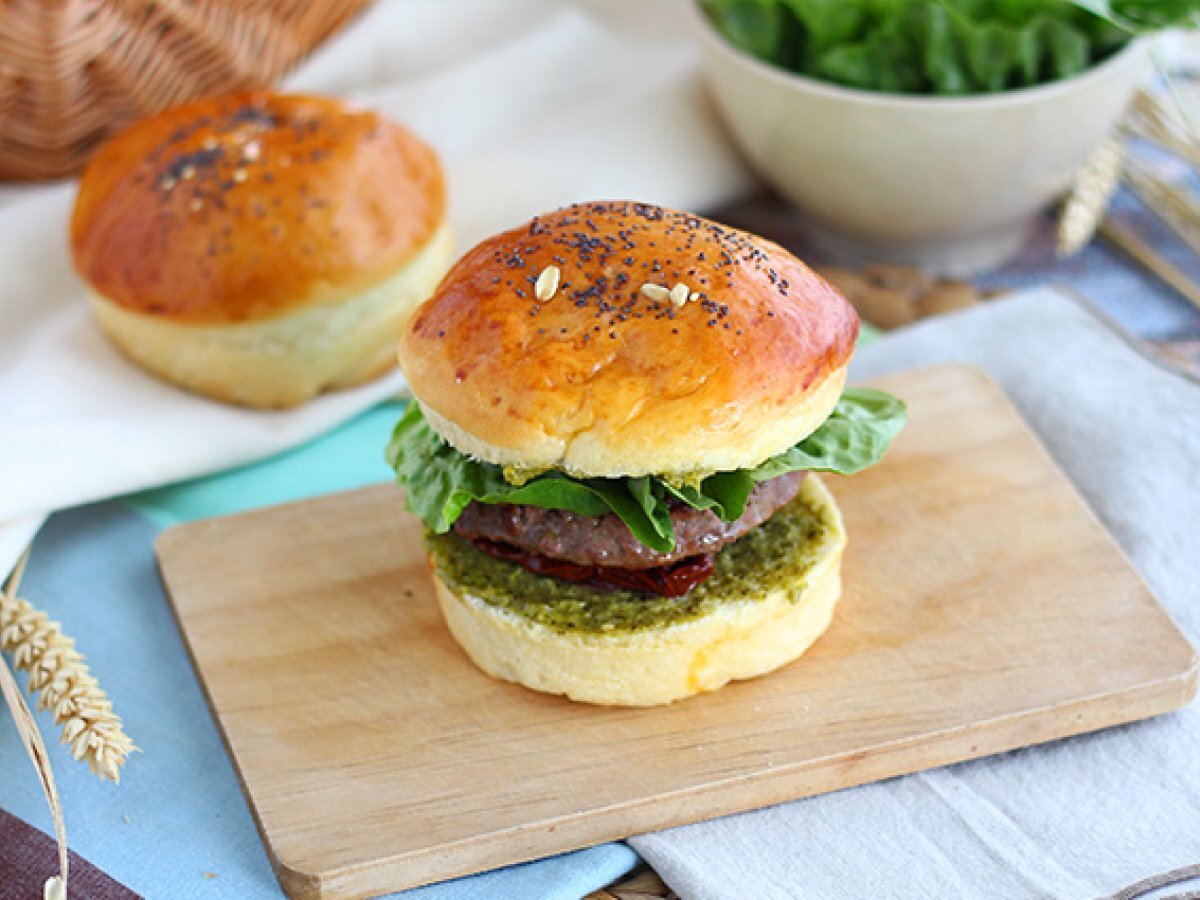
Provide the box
[2,403,639,898]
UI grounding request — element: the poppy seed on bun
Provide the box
[400,201,858,479]
[71,91,451,409]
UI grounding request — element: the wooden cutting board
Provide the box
[157,364,1197,900]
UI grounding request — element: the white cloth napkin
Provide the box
[632,288,1200,900]
[0,0,752,577]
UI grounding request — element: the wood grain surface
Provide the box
[156,364,1197,899]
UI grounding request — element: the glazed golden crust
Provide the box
[70,91,445,324]
[401,201,859,478]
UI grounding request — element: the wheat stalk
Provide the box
[1,550,69,895]
[1058,134,1127,257]
[1124,159,1200,258]
[0,552,136,782]
[1100,217,1200,313]
[1126,90,1200,168]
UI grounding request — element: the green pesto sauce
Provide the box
[426,492,838,635]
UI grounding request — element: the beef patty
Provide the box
[452,471,806,570]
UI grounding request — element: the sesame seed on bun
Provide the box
[399,200,859,479]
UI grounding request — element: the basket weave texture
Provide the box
[0,0,371,181]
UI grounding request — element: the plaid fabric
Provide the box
[0,808,139,899]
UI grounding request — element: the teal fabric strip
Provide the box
[127,403,406,527]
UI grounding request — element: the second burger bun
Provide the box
[71,91,451,409]
[401,201,858,479]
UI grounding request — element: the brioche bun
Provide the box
[400,200,858,479]
[430,474,846,706]
[71,91,450,408]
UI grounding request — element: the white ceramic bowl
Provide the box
[693,5,1150,276]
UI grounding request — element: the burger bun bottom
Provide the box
[90,222,452,409]
[431,474,846,707]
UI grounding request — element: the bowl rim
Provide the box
[690,1,1147,110]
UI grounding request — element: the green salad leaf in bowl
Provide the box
[700,0,1200,95]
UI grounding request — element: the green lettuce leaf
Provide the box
[703,0,791,61]
[385,387,906,553]
[700,0,1190,95]
[750,387,909,480]
[1077,0,1200,31]
[385,404,671,548]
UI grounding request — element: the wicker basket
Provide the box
[0,0,372,181]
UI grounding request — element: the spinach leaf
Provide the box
[700,0,1197,95]
[385,404,674,550]
[385,387,906,552]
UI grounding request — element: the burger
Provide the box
[387,201,905,706]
